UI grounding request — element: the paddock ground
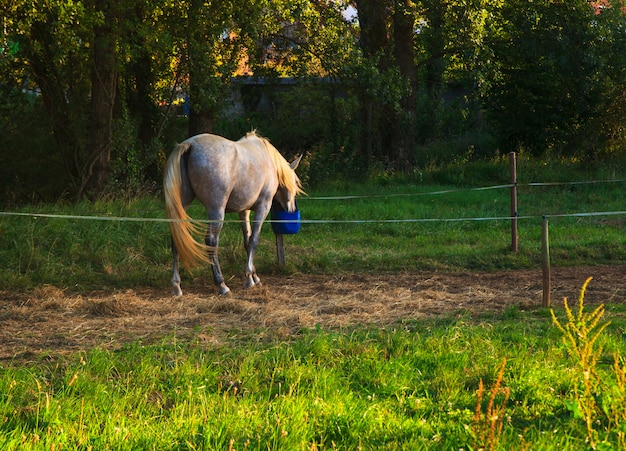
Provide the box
[1,265,625,361]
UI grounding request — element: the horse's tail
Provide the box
[163,143,212,271]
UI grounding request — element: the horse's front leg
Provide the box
[243,211,266,289]
[206,218,231,296]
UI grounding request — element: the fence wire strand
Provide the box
[1,179,624,225]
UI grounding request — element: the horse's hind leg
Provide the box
[206,217,231,295]
[171,240,184,296]
[240,210,252,252]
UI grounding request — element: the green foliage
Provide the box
[255,0,359,78]
[219,80,363,185]
[107,107,165,197]
[480,0,626,156]
[552,278,610,446]
[2,0,626,201]
[0,96,69,204]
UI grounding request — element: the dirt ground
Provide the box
[1,266,625,361]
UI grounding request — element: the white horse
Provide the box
[163,132,303,296]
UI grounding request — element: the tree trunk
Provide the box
[128,41,157,147]
[354,0,391,167]
[355,0,391,61]
[392,0,417,168]
[424,0,445,100]
[187,58,216,137]
[186,0,216,138]
[79,0,117,199]
[188,107,214,137]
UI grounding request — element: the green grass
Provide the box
[1,163,625,291]
[1,307,625,450]
[1,159,625,449]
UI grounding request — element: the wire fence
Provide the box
[305,179,626,201]
[2,173,623,304]
[1,179,625,224]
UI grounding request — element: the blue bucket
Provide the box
[271,208,301,234]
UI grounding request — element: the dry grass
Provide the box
[1,265,625,361]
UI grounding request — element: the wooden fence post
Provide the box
[510,152,518,252]
[541,216,551,307]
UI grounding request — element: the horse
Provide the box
[163,131,303,296]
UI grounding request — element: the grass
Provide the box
[1,304,625,449]
[1,159,625,449]
[1,162,625,291]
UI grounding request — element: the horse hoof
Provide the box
[218,285,231,296]
[243,277,261,290]
[172,287,183,297]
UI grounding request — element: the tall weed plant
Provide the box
[551,277,626,449]
[472,358,510,451]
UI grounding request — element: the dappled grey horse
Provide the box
[163,132,303,295]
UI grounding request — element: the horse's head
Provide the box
[274,155,303,213]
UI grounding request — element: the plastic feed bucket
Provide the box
[270,209,301,234]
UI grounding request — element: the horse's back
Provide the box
[183,133,277,212]
[185,134,235,159]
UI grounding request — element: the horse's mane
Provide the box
[245,131,304,196]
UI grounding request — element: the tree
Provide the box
[4,0,344,198]
[352,0,408,168]
[351,0,492,169]
[175,0,263,137]
[3,0,625,202]
[3,0,121,199]
[479,0,626,156]
[81,0,119,198]
[393,0,418,164]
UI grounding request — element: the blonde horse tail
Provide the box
[163,143,212,271]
